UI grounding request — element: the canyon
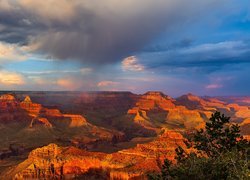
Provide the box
[0,91,249,179]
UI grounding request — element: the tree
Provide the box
[191,112,248,157]
[149,112,250,180]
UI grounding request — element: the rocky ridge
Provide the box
[6,131,187,179]
[127,92,250,134]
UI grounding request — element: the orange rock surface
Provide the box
[176,93,227,109]
[8,131,187,179]
[29,117,53,128]
[0,94,19,111]
[20,96,42,115]
[166,108,205,129]
[128,92,208,130]
[43,108,63,117]
[128,92,175,114]
[63,114,88,127]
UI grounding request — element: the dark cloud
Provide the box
[0,0,225,64]
[140,41,250,72]
[143,38,194,53]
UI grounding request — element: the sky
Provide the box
[0,0,249,96]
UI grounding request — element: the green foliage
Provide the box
[148,111,250,180]
[191,112,248,157]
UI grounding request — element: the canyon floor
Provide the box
[0,91,249,179]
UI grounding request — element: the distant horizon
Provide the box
[0,90,250,98]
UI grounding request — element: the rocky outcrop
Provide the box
[131,91,176,111]
[43,108,63,117]
[30,117,53,128]
[0,94,125,160]
[0,94,30,123]
[8,131,187,179]
[134,110,149,122]
[0,94,19,112]
[176,93,227,110]
[128,92,208,131]
[240,118,250,126]
[235,107,250,119]
[63,114,88,127]
[166,107,206,129]
[20,96,42,115]
[0,94,16,101]
[240,118,250,136]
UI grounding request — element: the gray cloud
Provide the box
[0,0,225,65]
[139,41,250,72]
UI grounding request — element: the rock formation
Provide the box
[0,93,124,161]
[0,94,19,112]
[128,92,207,131]
[7,131,188,179]
[63,114,88,127]
[176,93,227,110]
[29,117,53,128]
[166,107,205,129]
[20,96,42,115]
[128,91,176,112]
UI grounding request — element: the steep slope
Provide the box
[0,94,124,158]
[127,92,250,133]
[127,92,208,131]
[175,93,227,111]
[4,131,187,179]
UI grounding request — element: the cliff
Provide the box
[0,94,19,112]
[0,94,125,159]
[63,114,88,127]
[7,131,187,179]
[20,96,42,116]
[127,92,207,131]
[175,93,227,110]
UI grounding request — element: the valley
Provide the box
[0,91,249,179]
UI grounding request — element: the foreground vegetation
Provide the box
[149,112,250,180]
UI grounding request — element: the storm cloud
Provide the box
[0,0,225,64]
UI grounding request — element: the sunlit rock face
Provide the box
[0,94,125,160]
[127,92,250,131]
[20,96,42,115]
[0,94,16,102]
[234,107,250,119]
[63,114,88,127]
[16,91,249,138]
[43,108,63,117]
[175,93,227,111]
[128,92,207,130]
[9,131,187,179]
[29,117,53,128]
[0,94,19,111]
[240,118,250,137]
[0,94,29,123]
[166,108,205,130]
[133,91,176,111]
